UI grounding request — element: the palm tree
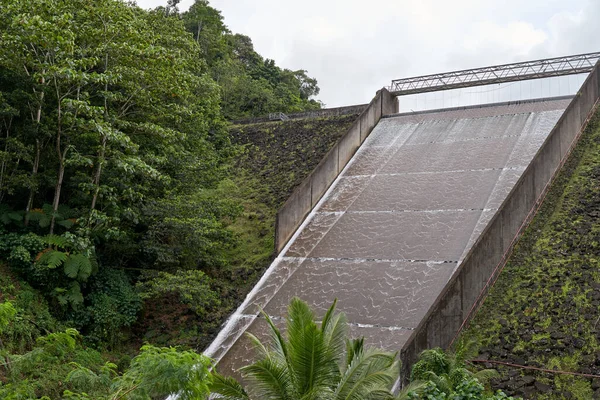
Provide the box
[210,297,421,400]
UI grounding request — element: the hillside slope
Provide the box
[136,114,360,349]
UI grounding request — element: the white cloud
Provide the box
[461,21,547,55]
[136,0,598,107]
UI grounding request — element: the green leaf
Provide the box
[56,219,75,229]
[63,253,92,280]
[43,234,70,249]
[37,249,68,269]
[210,373,250,400]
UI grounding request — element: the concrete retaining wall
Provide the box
[231,104,368,125]
[399,63,600,382]
[274,89,398,253]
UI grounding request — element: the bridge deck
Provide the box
[211,97,571,379]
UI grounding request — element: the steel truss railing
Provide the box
[388,52,600,96]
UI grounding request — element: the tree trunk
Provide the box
[90,53,110,213]
[24,85,44,225]
[50,99,65,234]
[24,139,40,222]
[90,135,106,211]
[197,21,203,44]
[49,155,65,235]
[0,117,11,202]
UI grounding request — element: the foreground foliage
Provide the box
[409,346,515,400]
[0,300,211,399]
[0,0,324,395]
[210,298,404,400]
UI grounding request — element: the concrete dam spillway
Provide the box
[210,97,573,379]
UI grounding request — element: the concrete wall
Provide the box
[399,63,600,382]
[275,89,398,253]
[232,104,368,125]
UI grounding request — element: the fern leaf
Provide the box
[57,204,72,218]
[56,219,75,229]
[38,249,68,269]
[65,254,92,281]
[43,234,69,249]
[68,282,84,305]
[26,209,44,221]
[64,255,82,278]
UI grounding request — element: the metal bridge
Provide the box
[389,52,600,96]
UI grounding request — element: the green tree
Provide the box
[66,345,212,400]
[0,326,212,400]
[0,0,237,349]
[210,297,403,400]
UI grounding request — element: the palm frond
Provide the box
[209,373,249,400]
[246,332,271,360]
[322,312,348,368]
[395,380,429,400]
[241,358,292,400]
[288,315,330,396]
[320,298,338,333]
[345,338,364,371]
[260,310,294,388]
[334,348,396,400]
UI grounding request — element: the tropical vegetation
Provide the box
[0,0,562,398]
[209,298,514,400]
[0,0,324,396]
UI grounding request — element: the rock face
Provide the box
[462,110,600,399]
[210,98,570,381]
[229,115,359,209]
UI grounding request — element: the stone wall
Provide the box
[231,104,368,125]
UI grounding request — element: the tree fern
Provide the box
[43,234,70,249]
[37,249,69,270]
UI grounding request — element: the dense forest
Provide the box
[0,0,323,396]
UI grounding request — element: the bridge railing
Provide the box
[268,112,289,121]
[389,52,600,96]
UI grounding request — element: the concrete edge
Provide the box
[383,95,575,119]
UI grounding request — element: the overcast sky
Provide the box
[136,0,599,108]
